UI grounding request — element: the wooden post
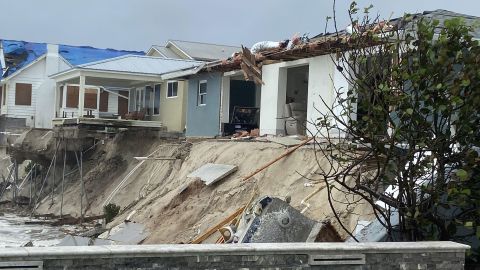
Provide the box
[13,160,18,205]
[51,138,57,206]
[74,150,85,222]
[60,139,66,218]
[29,164,33,206]
[242,137,314,182]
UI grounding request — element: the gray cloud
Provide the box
[0,0,478,51]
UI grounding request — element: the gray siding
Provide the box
[186,72,222,137]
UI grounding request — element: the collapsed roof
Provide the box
[186,9,480,82]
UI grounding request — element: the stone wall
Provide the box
[0,242,469,270]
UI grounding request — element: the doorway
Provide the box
[285,65,309,135]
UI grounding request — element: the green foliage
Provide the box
[103,203,121,224]
[321,2,480,263]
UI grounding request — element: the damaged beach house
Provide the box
[163,9,480,142]
[0,40,144,144]
[0,39,240,144]
[49,40,240,135]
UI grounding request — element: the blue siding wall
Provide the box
[186,72,222,137]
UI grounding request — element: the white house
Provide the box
[0,40,143,133]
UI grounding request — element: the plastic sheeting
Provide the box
[2,40,47,77]
[1,39,145,78]
[59,45,143,66]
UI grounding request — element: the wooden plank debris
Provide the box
[242,137,314,182]
[190,206,245,244]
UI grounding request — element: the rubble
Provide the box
[230,196,340,243]
[98,222,148,245]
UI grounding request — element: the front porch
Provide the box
[52,70,165,130]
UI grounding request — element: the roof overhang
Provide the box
[160,63,206,80]
[146,46,166,57]
[50,67,163,83]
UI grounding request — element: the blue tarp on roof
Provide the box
[1,39,145,78]
[2,40,47,78]
[59,45,144,66]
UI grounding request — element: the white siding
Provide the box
[5,58,46,127]
[58,58,71,73]
[107,92,119,114]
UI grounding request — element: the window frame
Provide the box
[197,80,207,106]
[166,81,178,99]
[153,83,161,115]
[14,83,32,106]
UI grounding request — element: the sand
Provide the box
[19,131,374,243]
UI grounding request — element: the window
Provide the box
[145,85,152,115]
[153,84,161,115]
[135,88,145,111]
[198,80,207,106]
[15,83,32,106]
[66,85,79,108]
[167,81,178,98]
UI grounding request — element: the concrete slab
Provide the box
[57,235,115,246]
[98,222,148,245]
[236,196,321,243]
[187,163,238,185]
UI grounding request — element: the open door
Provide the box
[118,90,129,118]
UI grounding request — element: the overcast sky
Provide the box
[1,0,479,51]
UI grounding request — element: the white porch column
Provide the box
[78,75,85,117]
[259,64,287,135]
[220,76,230,124]
[54,83,59,118]
[96,87,100,117]
[62,85,67,110]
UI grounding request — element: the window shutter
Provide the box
[66,86,79,108]
[99,91,109,112]
[15,83,32,106]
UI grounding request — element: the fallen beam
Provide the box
[242,137,314,182]
[190,206,245,244]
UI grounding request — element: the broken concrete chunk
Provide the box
[233,196,341,243]
[57,235,114,246]
[187,163,238,185]
[98,222,148,245]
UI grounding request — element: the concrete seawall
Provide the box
[0,242,469,269]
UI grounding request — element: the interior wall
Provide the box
[286,65,309,105]
[229,80,256,119]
